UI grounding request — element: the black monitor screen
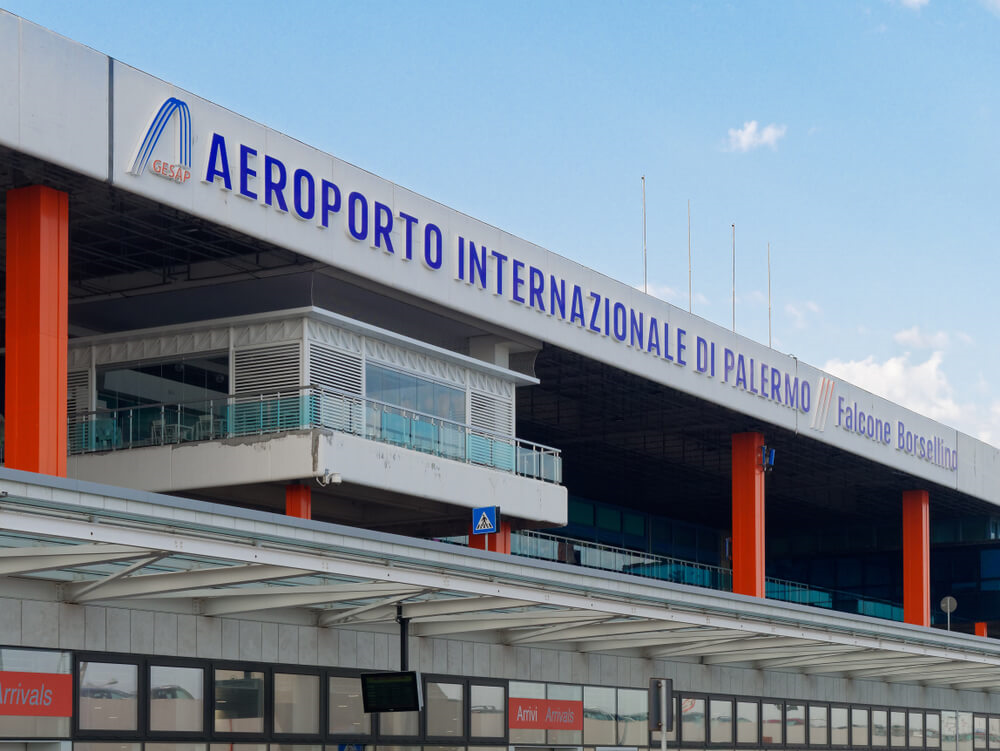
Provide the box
[361,671,423,713]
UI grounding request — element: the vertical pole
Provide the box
[642,176,647,294]
[732,432,766,597]
[731,224,736,332]
[687,199,692,313]
[5,186,69,475]
[902,490,931,627]
[397,604,409,670]
[767,242,772,348]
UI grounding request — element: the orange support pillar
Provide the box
[732,432,765,597]
[286,483,312,519]
[5,186,69,476]
[902,490,930,627]
[976,622,988,638]
[469,520,511,554]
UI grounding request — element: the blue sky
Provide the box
[6,0,1000,442]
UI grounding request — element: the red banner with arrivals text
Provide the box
[509,697,583,730]
[0,672,73,717]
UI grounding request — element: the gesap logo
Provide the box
[127,97,192,184]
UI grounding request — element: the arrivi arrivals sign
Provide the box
[0,671,73,717]
[508,697,583,730]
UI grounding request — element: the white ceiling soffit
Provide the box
[3,476,1000,692]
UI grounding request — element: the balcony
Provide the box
[67,385,562,484]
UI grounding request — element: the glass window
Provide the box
[329,676,370,736]
[892,711,908,747]
[910,712,925,748]
[74,745,142,751]
[874,710,889,747]
[269,746,322,751]
[546,683,581,746]
[0,648,71,738]
[737,700,758,744]
[378,710,419,737]
[145,745,206,751]
[426,681,464,739]
[366,364,464,423]
[927,713,941,749]
[810,705,829,746]
[943,711,958,751]
[470,684,505,738]
[617,688,647,745]
[508,682,545,745]
[854,708,871,747]
[711,698,734,744]
[681,697,706,744]
[977,717,988,750]
[215,669,265,733]
[961,713,975,751]
[79,661,138,731]
[787,704,806,746]
[150,666,204,733]
[274,673,319,735]
[763,701,783,745]
[989,717,1000,749]
[583,686,616,745]
[211,746,266,751]
[831,706,848,746]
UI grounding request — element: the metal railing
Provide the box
[510,530,904,621]
[67,385,562,484]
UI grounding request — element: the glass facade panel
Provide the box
[74,745,142,751]
[989,717,1000,749]
[329,676,370,736]
[762,702,783,745]
[215,669,265,733]
[617,688,647,745]
[508,682,544,745]
[150,665,204,732]
[710,698,734,744]
[0,648,71,738]
[874,710,890,747]
[79,661,138,731]
[274,673,319,735]
[977,717,988,750]
[786,704,806,746]
[911,712,925,748]
[470,684,505,738]
[960,712,975,751]
[737,700,759,744]
[425,681,464,739]
[831,706,848,746]
[377,710,419,737]
[854,708,871,747]
[928,713,941,749]
[942,711,957,751]
[270,746,322,751]
[583,686,616,745]
[809,704,828,746]
[893,711,907,747]
[366,364,464,423]
[145,745,207,751]
[211,746,267,751]
[681,697,706,744]
[547,683,582,745]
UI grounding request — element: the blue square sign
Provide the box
[472,506,499,534]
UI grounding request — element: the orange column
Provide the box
[975,622,988,638]
[5,186,69,476]
[902,490,930,627]
[286,483,312,519]
[469,520,511,554]
[732,432,765,597]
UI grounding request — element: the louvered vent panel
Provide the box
[470,390,514,434]
[233,343,301,395]
[67,370,90,415]
[310,345,363,395]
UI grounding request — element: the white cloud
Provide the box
[727,121,787,152]
[899,0,929,8]
[823,351,1000,445]
[642,283,709,308]
[893,325,949,349]
[983,0,1000,17]
[785,300,820,330]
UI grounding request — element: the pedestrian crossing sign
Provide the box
[472,505,499,534]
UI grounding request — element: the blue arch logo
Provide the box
[128,97,192,182]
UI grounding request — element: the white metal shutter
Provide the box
[67,370,91,453]
[469,390,515,469]
[309,344,363,434]
[232,343,302,434]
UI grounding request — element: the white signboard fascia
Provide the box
[107,64,1000,505]
[0,12,19,150]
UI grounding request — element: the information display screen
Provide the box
[360,671,423,713]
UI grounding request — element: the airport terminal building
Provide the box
[5,11,1000,751]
